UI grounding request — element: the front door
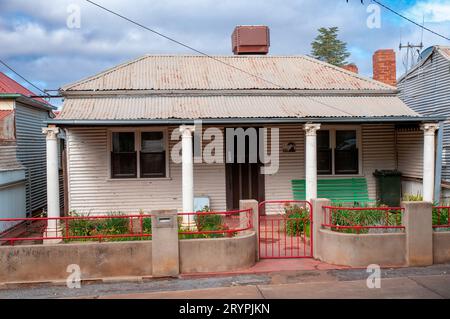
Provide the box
[225,128,265,210]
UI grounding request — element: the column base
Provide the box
[43,227,63,245]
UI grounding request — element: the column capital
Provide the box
[303,123,321,136]
[420,123,439,135]
[179,125,195,138]
[42,127,59,139]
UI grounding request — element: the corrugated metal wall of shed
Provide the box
[361,124,397,199]
[396,128,423,179]
[15,102,50,214]
[398,50,450,182]
[66,126,226,214]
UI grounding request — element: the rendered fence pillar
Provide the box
[403,201,433,266]
[151,210,179,277]
[179,125,196,229]
[42,126,61,244]
[240,199,259,261]
[311,198,331,260]
[421,123,439,202]
[304,124,321,202]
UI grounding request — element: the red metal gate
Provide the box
[258,200,313,259]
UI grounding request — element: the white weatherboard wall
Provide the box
[264,124,397,202]
[67,124,412,214]
[66,126,226,214]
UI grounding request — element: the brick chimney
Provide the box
[232,26,270,55]
[342,63,359,74]
[373,49,397,86]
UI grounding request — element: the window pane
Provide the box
[141,132,164,153]
[318,149,332,175]
[140,153,166,178]
[141,131,166,178]
[112,132,135,152]
[336,130,356,151]
[111,153,137,178]
[335,130,358,174]
[317,130,330,149]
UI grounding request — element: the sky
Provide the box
[0,0,449,107]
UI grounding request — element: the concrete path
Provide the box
[96,275,450,299]
[1,263,449,299]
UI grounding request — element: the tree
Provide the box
[311,27,351,67]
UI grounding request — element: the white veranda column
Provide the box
[421,123,439,203]
[180,125,195,229]
[42,126,61,243]
[304,124,321,202]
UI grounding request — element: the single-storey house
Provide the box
[397,46,450,202]
[45,29,443,229]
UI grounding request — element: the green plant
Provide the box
[331,208,402,234]
[284,205,310,237]
[433,207,449,229]
[403,193,423,201]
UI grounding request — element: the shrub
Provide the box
[284,205,310,237]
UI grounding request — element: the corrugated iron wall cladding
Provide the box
[396,129,423,179]
[64,55,392,91]
[398,50,450,182]
[361,124,397,198]
[264,125,305,202]
[67,127,226,214]
[59,95,418,120]
[15,103,50,213]
[0,145,24,170]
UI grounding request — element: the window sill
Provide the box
[106,177,172,182]
[318,174,364,178]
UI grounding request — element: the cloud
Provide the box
[404,0,450,23]
[0,0,448,104]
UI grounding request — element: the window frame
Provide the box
[107,127,170,180]
[316,125,362,176]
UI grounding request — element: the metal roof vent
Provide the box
[232,26,270,55]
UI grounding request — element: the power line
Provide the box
[85,0,355,116]
[0,59,50,96]
[371,0,450,41]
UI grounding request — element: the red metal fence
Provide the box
[177,208,252,238]
[258,200,313,259]
[322,206,405,234]
[0,208,253,245]
[0,214,153,245]
[433,206,450,230]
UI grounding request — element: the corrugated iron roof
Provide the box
[58,95,418,120]
[0,72,49,104]
[62,55,396,92]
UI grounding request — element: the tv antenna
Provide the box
[399,15,424,74]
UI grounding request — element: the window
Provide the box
[111,132,137,178]
[335,130,358,174]
[317,131,332,175]
[317,128,359,175]
[110,129,167,179]
[140,132,166,178]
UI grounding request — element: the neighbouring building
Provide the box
[44,27,443,234]
[0,72,58,233]
[397,46,450,202]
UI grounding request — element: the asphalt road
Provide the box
[1,263,449,299]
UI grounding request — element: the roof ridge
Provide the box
[61,54,150,91]
[298,55,396,90]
